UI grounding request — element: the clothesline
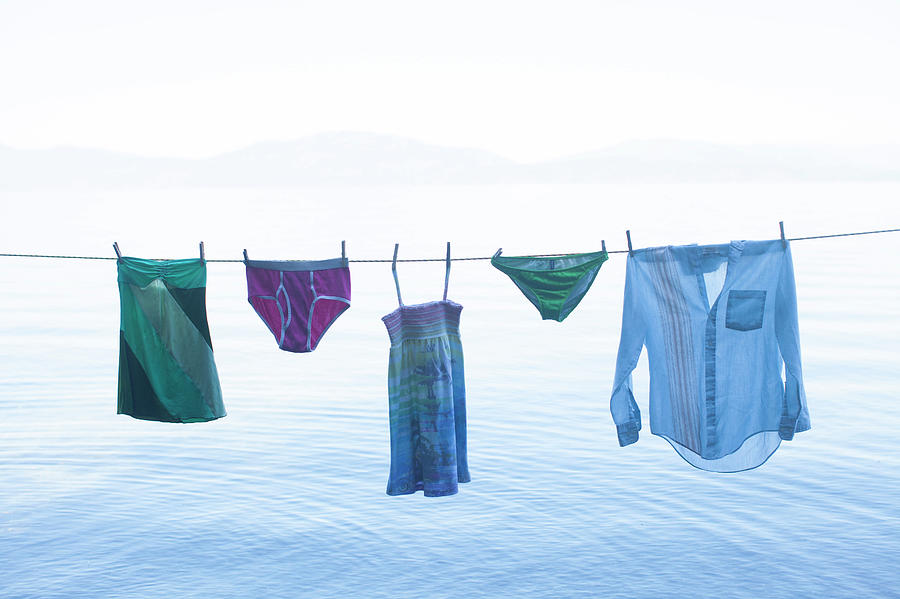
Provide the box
[3,224,888,479]
[0,226,898,263]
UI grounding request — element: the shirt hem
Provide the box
[653,429,795,473]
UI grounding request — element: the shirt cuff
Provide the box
[779,417,797,441]
[616,421,640,447]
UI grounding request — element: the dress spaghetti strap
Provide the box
[443,242,450,301]
[391,243,403,306]
[392,242,451,305]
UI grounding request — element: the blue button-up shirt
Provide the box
[610,239,810,471]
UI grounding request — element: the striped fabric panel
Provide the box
[704,298,720,452]
[129,279,222,414]
[648,249,702,454]
[383,301,462,345]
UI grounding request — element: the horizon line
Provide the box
[3,132,900,164]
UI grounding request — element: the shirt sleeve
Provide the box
[774,243,810,440]
[610,255,646,446]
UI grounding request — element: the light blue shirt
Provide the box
[610,239,810,471]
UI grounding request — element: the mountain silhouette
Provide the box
[2,132,898,188]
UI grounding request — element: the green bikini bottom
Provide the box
[491,249,609,322]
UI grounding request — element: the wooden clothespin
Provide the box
[242,249,249,262]
[779,221,787,249]
[199,241,205,263]
[626,230,633,256]
[113,242,122,260]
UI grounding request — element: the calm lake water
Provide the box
[2,183,899,598]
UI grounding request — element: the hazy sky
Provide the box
[2,0,899,161]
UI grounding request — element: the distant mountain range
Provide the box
[2,132,899,188]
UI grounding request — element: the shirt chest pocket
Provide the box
[725,290,767,331]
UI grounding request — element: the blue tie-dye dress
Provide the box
[382,300,469,496]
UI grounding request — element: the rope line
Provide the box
[1,227,898,263]
[0,253,117,260]
[781,227,900,241]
